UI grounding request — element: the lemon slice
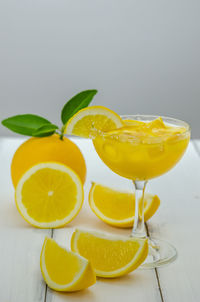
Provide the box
[15,162,83,228]
[89,183,160,228]
[40,237,96,291]
[123,119,145,127]
[64,106,123,138]
[146,117,166,129]
[71,228,148,278]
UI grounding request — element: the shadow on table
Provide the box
[0,199,33,229]
[47,287,96,301]
[47,272,145,301]
[66,206,131,237]
[97,271,143,286]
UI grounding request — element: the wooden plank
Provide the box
[0,138,49,302]
[146,141,200,302]
[47,138,162,302]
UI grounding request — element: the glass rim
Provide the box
[95,114,191,144]
[120,114,191,133]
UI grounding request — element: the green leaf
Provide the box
[61,89,98,124]
[32,124,59,137]
[1,114,53,136]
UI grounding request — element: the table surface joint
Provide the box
[44,229,54,302]
[154,269,165,302]
[145,222,164,302]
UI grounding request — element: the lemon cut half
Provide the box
[15,162,83,228]
[40,237,96,291]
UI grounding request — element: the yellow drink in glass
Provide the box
[93,117,190,181]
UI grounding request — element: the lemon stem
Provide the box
[59,126,65,140]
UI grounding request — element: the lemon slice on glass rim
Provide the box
[64,105,123,138]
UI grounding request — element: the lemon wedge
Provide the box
[146,117,166,129]
[88,183,160,228]
[64,106,123,138]
[40,237,96,291]
[71,228,148,278]
[15,162,83,228]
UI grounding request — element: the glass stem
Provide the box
[131,180,148,238]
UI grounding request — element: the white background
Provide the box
[0,0,199,137]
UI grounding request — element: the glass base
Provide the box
[140,238,177,269]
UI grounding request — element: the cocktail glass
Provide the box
[93,115,190,268]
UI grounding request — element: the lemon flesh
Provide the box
[15,162,83,228]
[89,183,160,228]
[64,106,123,138]
[40,237,96,291]
[71,229,148,278]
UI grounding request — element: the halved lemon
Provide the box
[71,228,148,278]
[64,106,123,138]
[15,162,83,228]
[89,183,160,228]
[40,237,96,291]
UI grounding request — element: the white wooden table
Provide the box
[0,137,200,302]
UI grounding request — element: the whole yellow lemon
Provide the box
[11,134,86,187]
